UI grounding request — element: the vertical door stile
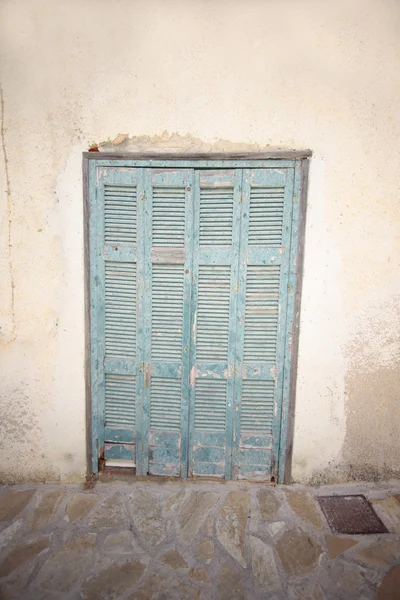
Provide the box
[89,160,104,473]
[139,168,153,475]
[180,169,195,478]
[187,170,200,478]
[225,169,243,479]
[231,169,250,479]
[135,168,147,475]
[96,167,106,464]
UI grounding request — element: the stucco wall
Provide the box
[0,0,399,484]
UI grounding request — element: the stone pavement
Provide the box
[0,479,400,600]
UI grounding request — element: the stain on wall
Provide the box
[343,294,400,481]
[302,293,400,484]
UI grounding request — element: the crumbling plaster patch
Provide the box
[96,131,296,153]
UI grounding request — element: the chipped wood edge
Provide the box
[282,157,310,484]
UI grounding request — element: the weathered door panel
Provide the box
[140,168,194,476]
[188,170,242,478]
[90,166,144,468]
[232,168,295,480]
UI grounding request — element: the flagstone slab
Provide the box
[88,493,127,529]
[285,490,323,530]
[267,521,285,538]
[103,530,136,553]
[195,540,214,563]
[81,558,147,600]
[178,491,217,545]
[160,548,189,571]
[0,535,50,578]
[250,535,281,591]
[0,558,38,600]
[330,561,377,595]
[373,497,400,534]
[165,489,186,512]
[377,564,400,600]
[325,534,358,558]
[355,538,400,568]
[216,561,246,600]
[35,533,96,593]
[189,567,209,583]
[217,490,250,567]
[65,493,99,522]
[131,490,166,548]
[0,489,36,521]
[0,518,24,551]
[257,489,281,520]
[276,529,323,577]
[31,489,65,531]
[205,516,213,537]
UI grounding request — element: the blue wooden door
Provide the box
[140,168,194,476]
[89,167,144,468]
[188,169,242,478]
[232,168,295,479]
[89,161,301,481]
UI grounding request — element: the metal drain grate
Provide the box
[317,495,388,534]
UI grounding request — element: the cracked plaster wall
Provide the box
[0,0,399,483]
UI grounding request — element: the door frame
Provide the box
[83,151,311,483]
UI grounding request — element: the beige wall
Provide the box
[1,0,399,483]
